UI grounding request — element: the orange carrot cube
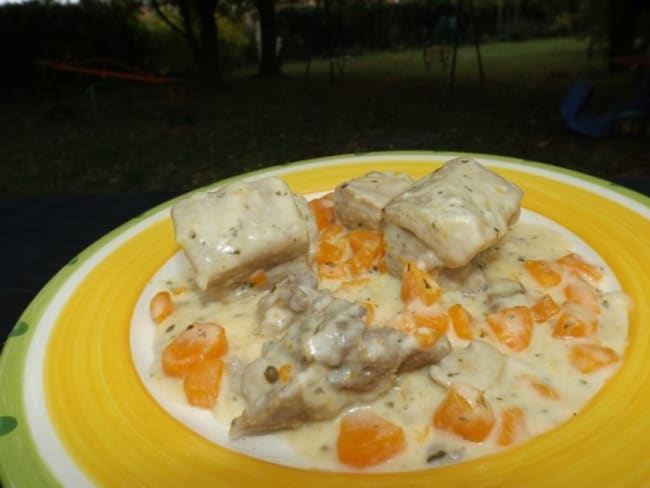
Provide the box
[486,306,533,352]
[524,260,562,287]
[433,383,495,442]
[337,410,407,468]
[530,294,561,323]
[448,304,474,340]
[569,343,619,373]
[401,262,441,307]
[496,407,528,447]
[149,291,174,324]
[557,253,603,283]
[183,358,224,409]
[162,323,228,378]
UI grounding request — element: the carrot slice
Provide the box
[496,407,528,447]
[557,253,603,283]
[162,323,228,378]
[278,364,293,383]
[448,304,474,340]
[247,270,268,287]
[569,343,619,373]
[315,240,346,265]
[337,410,407,468]
[486,306,533,352]
[320,223,346,243]
[318,261,350,280]
[347,246,377,277]
[552,303,598,338]
[531,381,560,400]
[309,193,336,230]
[530,294,561,323]
[564,282,601,313]
[414,327,445,349]
[433,383,495,442]
[150,291,174,324]
[183,358,224,409]
[361,301,375,325]
[413,313,449,333]
[401,262,441,306]
[524,260,562,287]
[348,229,384,254]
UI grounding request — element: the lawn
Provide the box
[0,36,647,197]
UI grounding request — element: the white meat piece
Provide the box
[230,273,451,437]
[429,340,505,391]
[382,157,523,272]
[171,177,310,292]
[334,171,413,230]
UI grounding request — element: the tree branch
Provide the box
[150,0,190,42]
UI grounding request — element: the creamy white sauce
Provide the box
[136,216,629,472]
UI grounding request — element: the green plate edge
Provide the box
[0,150,647,487]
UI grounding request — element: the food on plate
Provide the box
[333,171,413,230]
[171,177,312,294]
[147,157,629,472]
[230,272,451,437]
[382,157,523,275]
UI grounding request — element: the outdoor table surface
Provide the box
[1,176,649,348]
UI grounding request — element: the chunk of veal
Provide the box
[171,177,311,292]
[333,171,413,230]
[382,158,523,275]
[230,273,451,437]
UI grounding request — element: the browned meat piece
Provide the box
[230,274,451,437]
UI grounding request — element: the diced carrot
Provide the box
[486,306,533,352]
[247,270,268,287]
[414,327,445,349]
[569,343,619,373]
[183,358,224,409]
[564,282,601,313]
[557,253,603,283]
[318,261,350,280]
[530,294,561,323]
[433,383,495,442]
[413,314,449,334]
[337,409,407,468]
[278,364,293,382]
[524,260,562,287]
[496,407,528,447]
[162,323,228,378]
[315,240,346,265]
[347,247,377,277]
[348,230,384,254]
[150,291,174,324]
[552,303,598,338]
[448,304,474,340]
[530,381,560,400]
[361,301,375,325]
[309,193,336,230]
[401,262,441,306]
[320,223,346,243]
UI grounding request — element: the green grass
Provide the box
[1,37,647,197]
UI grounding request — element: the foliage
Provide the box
[139,6,251,73]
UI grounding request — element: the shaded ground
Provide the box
[1,37,648,196]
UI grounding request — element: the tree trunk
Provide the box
[257,0,280,76]
[195,0,220,85]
